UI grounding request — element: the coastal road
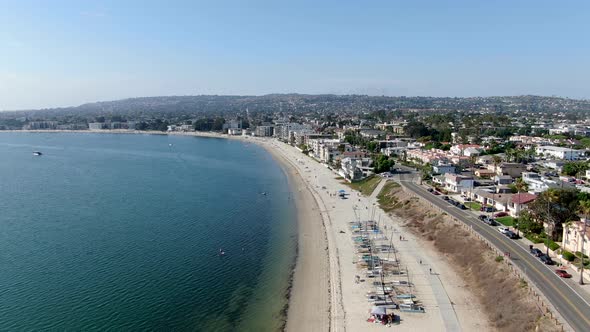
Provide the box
[395,167,590,332]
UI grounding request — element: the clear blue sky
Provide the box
[1,0,589,110]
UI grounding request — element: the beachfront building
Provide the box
[89,122,105,130]
[255,125,274,137]
[339,157,373,182]
[228,128,242,135]
[535,146,585,160]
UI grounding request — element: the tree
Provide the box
[373,154,394,173]
[528,188,579,243]
[514,177,529,236]
[562,161,589,177]
[517,211,544,235]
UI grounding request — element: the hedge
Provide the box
[562,251,576,262]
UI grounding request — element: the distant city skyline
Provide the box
[1,0,589,110]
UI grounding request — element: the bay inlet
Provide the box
[0,133,297,331]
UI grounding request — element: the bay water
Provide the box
[0,133,297,331]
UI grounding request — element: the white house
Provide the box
[535,146,585,160]
[432,163,456,175]
[508,193,537,217]
[562,220,590,258]
[443,174,474,193]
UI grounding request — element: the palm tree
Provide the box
[577,200,590,285]
[492,155,502,174]
[514,177,528,237]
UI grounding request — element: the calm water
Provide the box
[0,133,297,331]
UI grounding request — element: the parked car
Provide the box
[555,269,572,278]
[480,206,496,212]
[498,227,510,234]
[458,204,467,210]
[530,248,543,257]
[442,196,449,201]
[494,212,509,218]
[478,214,487,221]
[539,254,554,265]
[505,230,518,239]
[427,188,434,193]
[433,191,440,195]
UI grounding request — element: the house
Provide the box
[535,146,585,160]
[522,172,566,194]
[471,188,513,212]
[476,155,496,166]
[543,160,566,173]
[359,129,386,139]
[450,144,482,156]
[562,220,590,258]
[443,174,474,193]
[493,175,513,185]
[493,163,527,178]
[433,163,456,175]
[475,169,497,178]
[508,193,537,217]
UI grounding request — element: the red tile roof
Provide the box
[511,193,537,205]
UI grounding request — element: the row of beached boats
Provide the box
[348,219,425,326]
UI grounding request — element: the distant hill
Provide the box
[2,94,590,120]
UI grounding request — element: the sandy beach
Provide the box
[5,129,492,331]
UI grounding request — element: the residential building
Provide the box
[562,220,590,258]
[433,163,456,175]
[450,144,482,156]
[228,128,242,135]
[492,162,527,178]
[475,169,497,178]
[88,122,104,130]
[508,193,537,217]
[535,146,585,160]
[339,157,373,182]
[443,174,474,193]
[255,125,274,137]
[25,121,59,130]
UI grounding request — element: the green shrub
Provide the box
[495,256,504,262]
[525,233,544,243]
[575,251,589,259]
[548,241,560,251]
[562,251,576,261]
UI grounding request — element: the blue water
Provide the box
[0,133,297,331]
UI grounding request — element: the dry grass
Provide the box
[382,189,561,332]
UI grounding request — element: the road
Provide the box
[395,166,590,332]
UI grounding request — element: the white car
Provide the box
[498,227,510,234]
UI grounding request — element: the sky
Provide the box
[1,0,589,110]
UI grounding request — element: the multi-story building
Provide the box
[535,146,585,160]
[255,125,274,137]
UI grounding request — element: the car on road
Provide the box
[442,196,449,201]
[484,218,498,226]
[433,191,440,195]
[505,230,518,239]
[494,212,509,218]
[530,248,543,257]
[427,188,434,193]
[539,254,554,265]
[555,269,572,278]
[498,227,509,234]
[458,204,467,210]
[478,214,487,221]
